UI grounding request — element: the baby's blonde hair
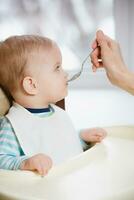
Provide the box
[0,35,54,96]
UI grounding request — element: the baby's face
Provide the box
[27,44,68,104]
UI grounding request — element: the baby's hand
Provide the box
[20,153,53,176]
[80,128,107,143]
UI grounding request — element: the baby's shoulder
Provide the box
[0,116,12,129]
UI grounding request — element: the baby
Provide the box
[0,35,107,176]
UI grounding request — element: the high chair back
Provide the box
[56,99,65,110]
[0,88,10,116]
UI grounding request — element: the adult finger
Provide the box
[90,47,100,67]
[104,34,119,51]
[91,38,98,49]
[92,65,97,72]
[96,30,111,53]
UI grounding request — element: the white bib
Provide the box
[6,103,83,165]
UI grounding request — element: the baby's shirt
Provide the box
[0,116,28,169]
[0,106,55,170]
[0,103,85,170]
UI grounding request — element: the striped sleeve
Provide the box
[0,116,29,170]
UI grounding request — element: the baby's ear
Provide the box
[22,76,38,95]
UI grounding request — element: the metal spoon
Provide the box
[67,52,90,82]
[67,46,101,82]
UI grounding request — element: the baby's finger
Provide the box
[96,134,102,140]
[102,131,107,138]
[36,165,45,176]
[40,164,49,176]
[44,158,53,170]
[98,136,104,142]
[99,129,107,137]
[89,135,100,142]
[41,168,48,177]
[48,158,53,169]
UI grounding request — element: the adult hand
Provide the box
[90,30,128,85]
[90,30,134,94]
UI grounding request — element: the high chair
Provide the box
[0,87,134,200]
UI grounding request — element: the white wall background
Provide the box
[66,89,134,130]
[114,0,134,71]
[66,0,134,129]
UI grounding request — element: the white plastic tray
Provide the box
[0,126,134,200]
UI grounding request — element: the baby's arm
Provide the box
[20,154,52,176]
[0,117,29,170]
[0,154,28,170]
[80,127,107,144]
[0,117,52,176]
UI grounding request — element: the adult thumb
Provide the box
[96,30,110,52]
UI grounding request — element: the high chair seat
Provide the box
[0,125,134,200]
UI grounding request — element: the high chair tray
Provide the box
[0,126,134,200]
